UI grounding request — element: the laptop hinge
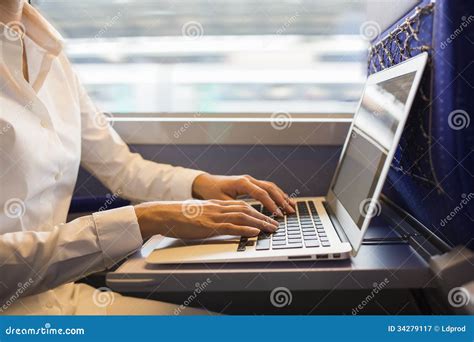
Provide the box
[379,194,452,254]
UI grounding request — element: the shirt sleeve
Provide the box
[74,73,205,202]
[0,206,142,299]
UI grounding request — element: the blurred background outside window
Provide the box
[32,0,369,115]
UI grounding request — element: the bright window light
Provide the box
[33,0,368,115]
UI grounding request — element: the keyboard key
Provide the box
[318,233,327,237]
[322,241,331,247]
[303,235,318,240]
[288,239,302,244]
[287,227,300,231]
[305,240,320,248]
[272,240,287,246]
[303,232,317,237]
[273,243,303,249]
[272,235,286,241]
[256,238,270,250]
[258,232,271,239]
[297,201,308,210]
[287,231,301,236]
[237,237,247,251]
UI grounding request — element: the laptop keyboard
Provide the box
[243,200,331,251]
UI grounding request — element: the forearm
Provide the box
[0,206,142,300]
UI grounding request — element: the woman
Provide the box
[0,1,295,315]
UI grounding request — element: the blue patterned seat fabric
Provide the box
[368,0,474,249]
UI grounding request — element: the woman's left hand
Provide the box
[192,174,296,217]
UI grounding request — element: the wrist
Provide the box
[134,203,160,240]
[192,173,211,199]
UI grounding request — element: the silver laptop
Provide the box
[147,52,428,264]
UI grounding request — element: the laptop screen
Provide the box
[331,71,416,229]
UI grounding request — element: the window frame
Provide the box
[111,112,352,145]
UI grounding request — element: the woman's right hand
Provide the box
[134,200,278,240]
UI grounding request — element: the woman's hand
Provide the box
[192,174,296,217]
[134,200,279,240]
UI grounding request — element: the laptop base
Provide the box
[146,197,352,265]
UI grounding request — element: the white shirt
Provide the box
[0,4,203,314]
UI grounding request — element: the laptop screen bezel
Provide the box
[326,52,428,255]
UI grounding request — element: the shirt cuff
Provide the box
[170,167,206,200]
[92,205,143,269]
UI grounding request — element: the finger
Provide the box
[209,199,246,206]
[251,180,295,214]
[222,212,278,233]
[287,195,296,208]
[275,188,296,209]
[213,223,261,237]
[279,190,297,211]
[270,187,296,210]
[238,179,283,217]
[222,205,279,227]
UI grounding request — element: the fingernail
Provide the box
[250,228,260,236]
[276,208,283,217]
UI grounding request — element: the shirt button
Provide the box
[54,172,62,181]
[40,121,47,129]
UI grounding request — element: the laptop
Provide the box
[147,52,428,264]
